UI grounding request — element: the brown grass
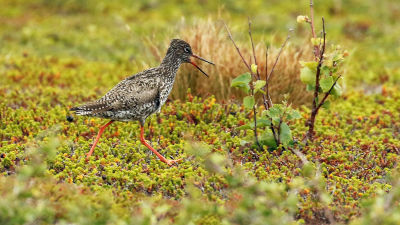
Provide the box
[149,19,314,106]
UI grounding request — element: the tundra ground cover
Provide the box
[1,0,400,224]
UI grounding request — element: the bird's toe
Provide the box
[166,158,183,166]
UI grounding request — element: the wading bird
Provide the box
[71,39,214,166]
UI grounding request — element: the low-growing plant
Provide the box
[350,169,400,225]
[1,52,399,223]
[225,19,301,150]
[298,0,348,142]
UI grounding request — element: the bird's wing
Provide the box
[71,73,160,115]
[105,70,161,110]
[71,68,161,115]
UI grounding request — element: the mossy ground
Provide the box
[1,0,400,224]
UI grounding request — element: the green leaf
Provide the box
[238,119,271,130]
[322,100,330,109]
[332,53,344,62]
[237,123,252,130]
[321,65,331,76]
[300,67,316,85]
[254,80,266,93]
[231,73,252,93]
[259,131,277,149]
[261,110,268,117]
[306,84,315,91]
[331,83,343,97]
[300,61,318,71]
[287,110,301,120]
[231,72,252,86]
[320,76,333,92]
[266,105,283,125]
[265,104,283,119]
[256,118,272,128]
[243,96,255,110]
[257,89,266,94]
[279,122,292,146]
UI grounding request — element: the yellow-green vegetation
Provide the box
[1,0,400,224]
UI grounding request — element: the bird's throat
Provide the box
[160,56,182,78]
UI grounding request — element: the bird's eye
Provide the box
[184,47,190,53]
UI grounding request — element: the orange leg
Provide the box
[139,125,182,166]
[86,120,114,159]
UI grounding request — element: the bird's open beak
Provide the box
[190,54,215,77]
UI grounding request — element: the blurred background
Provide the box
[1,0,399,105]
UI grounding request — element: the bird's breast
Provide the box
[159,82,174,107]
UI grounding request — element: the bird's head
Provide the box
[168,39,214,77]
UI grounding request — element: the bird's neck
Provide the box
[160,54,182,78]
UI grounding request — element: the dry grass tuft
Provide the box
[149,19,314,106]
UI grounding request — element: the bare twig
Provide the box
[223,21,251,71]
[248,20,263,151]
[252,104,262,150]
[313,18,326,107]
[262,46,279,144]
[276,119,283,145]
[321,17,327,57]
[265,45,269,81]
[248,18,277,146]
[248,17,261,80]
[312,18,326,108]
[266,34,291,83]
[264,32,290,111]
[264,46,272,109]
[309,0,317,39]
[263,32,291,146]
[309,0,320,58]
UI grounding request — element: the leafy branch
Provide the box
[297,0,347,143]
[225,19,300,150]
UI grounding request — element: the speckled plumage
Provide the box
[71,39,191,125]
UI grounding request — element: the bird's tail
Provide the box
[70,101,110,116]
[70,106,93,116]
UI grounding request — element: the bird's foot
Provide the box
[85,153,92,160]
[165,158,183,166]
